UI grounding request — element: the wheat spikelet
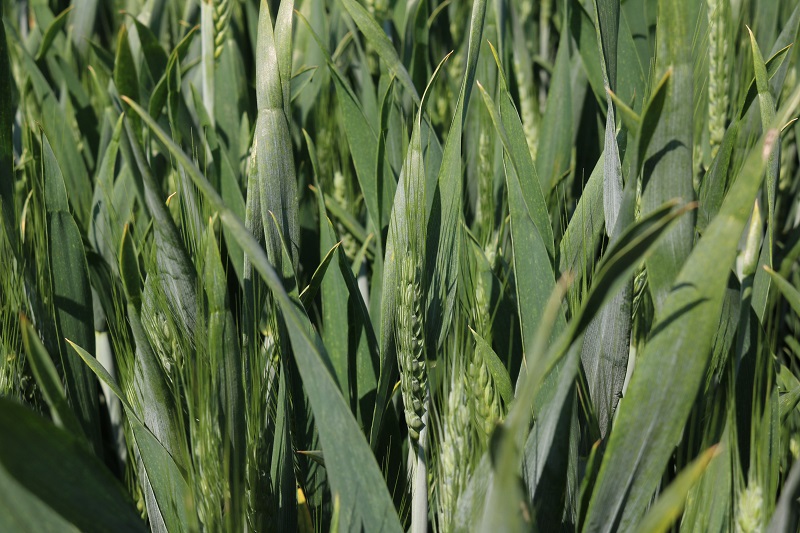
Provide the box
[519,0,533,21]
[779,128,795,192]
[473,271,491,341]
[478,112,494,241]
[333,171,359,258]
[191,361,225,531]
[735,484,763,533]
[140,279,181,379]
[468,345,501,441]
[518,77,539,160]
[398,254,427,441]
[213,0,231,59]
[437,362,471,532]
[707,0,729,157]
[511,14,539,160]
[538,0,552,105]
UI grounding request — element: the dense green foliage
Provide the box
[1,0,800,531]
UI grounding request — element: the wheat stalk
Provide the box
[333,170,359,259]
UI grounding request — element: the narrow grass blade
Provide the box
[636,446,719,533]
[129,18,167,85]
[536,16,572,193]
[35,6,72,60]
[318,217,350,395]
[290,66,317,102]
[271,367,297,531]
[522,342,580,529]
[336,242,381,405]
[339,0,419,102]
[42,132,102,455]
[767,459,800,533]
[577,200,694,335]
[681,403,739,533]
[303,134,353,397]
[559,156,605,288]
[200,0,215,125]
[698,120,739,232]
[127,294,188,468]
[479,424,530,533]
[67,0,97,57]
[20,315,84,438]
[300,241,343,308]
[593,0,619,93]
[213,39,248,170]
[634,69,671,176]
[591,0,624,236]
[571,1,609,109]
[115,26,140,126]
[764,266,800,316]
[581,284,631,438]
[149,28,198,120]
[275,0,294,118]
[119,224,142,313]
[0,5,15,251]
[89,114,128,272]
[583,0,632,439]
[739,45,793,119]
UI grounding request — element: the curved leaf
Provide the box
[0,398,145,533]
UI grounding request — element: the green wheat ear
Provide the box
[394,51,451,447]
[469,343,502,442]
[437,358,472,532]
[398,253,427,441]
[707,0,730,157]
[735,484,764,533]
[213,0,231,60]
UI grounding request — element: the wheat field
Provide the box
[1,0,800,531]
